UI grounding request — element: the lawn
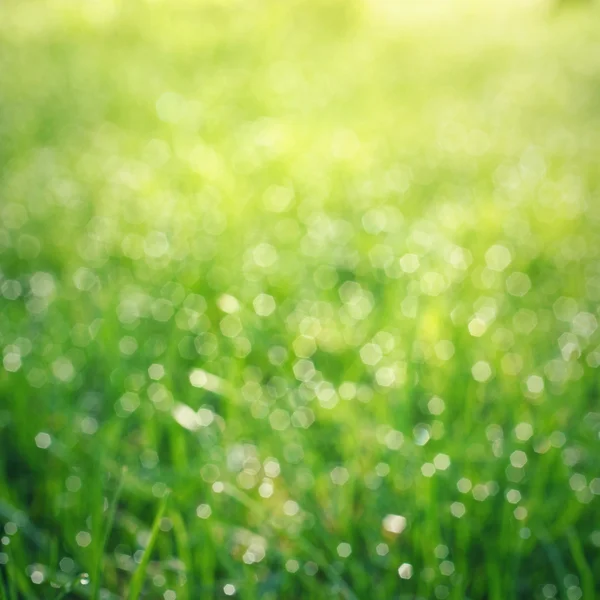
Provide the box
[0,0,599,598]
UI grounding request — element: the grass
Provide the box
[0,0,600,598]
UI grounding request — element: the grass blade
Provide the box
[566,528,594,600]
[92,467,127,600]
[127,492,170,600]
[0,566,7,600]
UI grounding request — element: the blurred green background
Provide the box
[1,0,600,598]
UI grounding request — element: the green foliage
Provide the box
[0,0,599,598]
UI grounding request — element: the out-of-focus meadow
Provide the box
[1,0,600,598]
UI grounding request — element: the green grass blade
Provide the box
[127,492,170,600]
[566,528,594,600]
[92,467,127,600]
[6,557,18,600]
[169,509,191,600]
[0,566,7,600]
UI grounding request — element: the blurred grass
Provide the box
[0,0,600,598]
